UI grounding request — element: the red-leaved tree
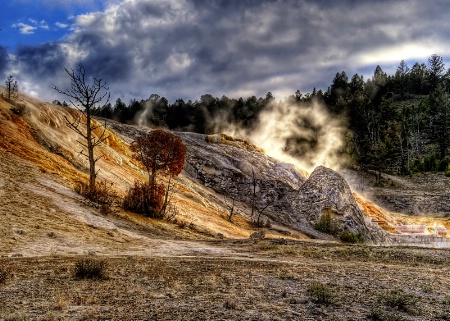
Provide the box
[124,130,186,218]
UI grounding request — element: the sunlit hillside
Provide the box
[0,90,313,257]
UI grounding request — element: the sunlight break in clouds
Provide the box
[357,42,449,66]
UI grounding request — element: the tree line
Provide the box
[51,54,450,177]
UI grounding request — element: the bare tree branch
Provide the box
[53,64,110,191]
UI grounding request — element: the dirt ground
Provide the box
[1,240,450,321]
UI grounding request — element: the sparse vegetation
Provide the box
[277,270,296,280]
[74,257,108,280]
[75,180,118,214]
[251,218,272,228]
[123,180,166,218]
[223,297,238,310]
[367,308,406,321]
[0,244,449,320]
[307,281,334,304]
[0,264,9,284]
[10,102,27,116]
[339,230,364,243]
[443,295,450,305]
[3,313,28,321]
[314,209,339,235]
[381,289,417,314]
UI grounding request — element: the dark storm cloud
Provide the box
[0,46,9,76]
[15,42,67,78]
[9,0,450,102]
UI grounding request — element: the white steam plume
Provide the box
[225,99,348,175]
[135,100,154,127]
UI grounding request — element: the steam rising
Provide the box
[225,100,348,175]
[136,101,154,127]
[134,95,348,174]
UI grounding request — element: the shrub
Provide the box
[0,265,9,284]
[367,308,406,321]
[123,180,165,218]
[439,157,450,172]
[251,218,271,228]
[443,295,450,305]
[3,313,28,321]
[10,103,28,116]
[314,209,338,235]
[445,164,450,177]
[165,204,179,221]
[366,308,385,321]
[339,230,365,243]
[223,298,237,310]
[382,289,417,313]
[307,282,334,304]
[75,180,118,214]
[74,258,107,280]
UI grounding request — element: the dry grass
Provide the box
[74,257,108,280]
[1,242,449,320]
[0,265,9,284]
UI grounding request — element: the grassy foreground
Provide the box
[1,240,450,321]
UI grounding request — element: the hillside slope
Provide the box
[1,91,450,257]
[0,92,310,257]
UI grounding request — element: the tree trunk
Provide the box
[159,176,172,217]
[86,112,96,191]
[251,170,256,219]
[228,197,235,222]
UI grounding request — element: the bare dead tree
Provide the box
[222,192,244,223]
[227,195,237,222]
[52,64,110,191]
[5,75,18,101]
[247,168,275,227]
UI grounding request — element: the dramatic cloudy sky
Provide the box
[1,0,450,103]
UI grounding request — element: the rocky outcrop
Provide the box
[179,132,305,226]
[292,166,389,243]
[179,132,388,243]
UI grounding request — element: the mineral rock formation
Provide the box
[180,132,388,243]
[292,166,389,243]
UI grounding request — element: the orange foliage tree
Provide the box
[124,130,186,218]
